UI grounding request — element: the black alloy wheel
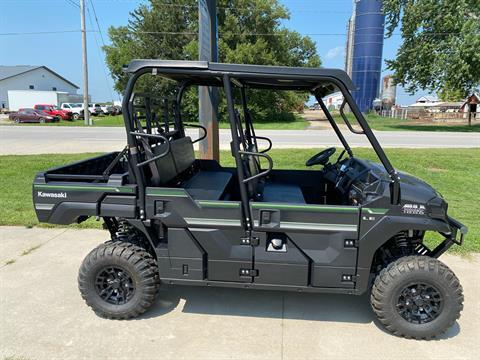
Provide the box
[95,266,135,305]
[396,282,443,324]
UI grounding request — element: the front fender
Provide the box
[354,215,451,295]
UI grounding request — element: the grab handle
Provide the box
[239,151,273,183]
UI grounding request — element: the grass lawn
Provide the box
[0,148,478,253]
[337,113,480,132]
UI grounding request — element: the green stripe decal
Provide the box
[251,202,358,213]
[253,220,357,232]
[197,201,240,209]
[146,188,188,197]
[364,208,388,215]
[185,218,242,227]
[280,222,357,231]
[34,184,134,193]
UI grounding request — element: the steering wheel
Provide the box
[305,147,336,167]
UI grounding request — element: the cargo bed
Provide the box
[33,152,137,224]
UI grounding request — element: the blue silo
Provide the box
[351,0,385,112]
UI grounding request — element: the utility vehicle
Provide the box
[33,60,467,339]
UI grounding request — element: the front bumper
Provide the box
[447,216,468,245]
[430,216,468,257]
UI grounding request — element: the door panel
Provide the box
[251,202,360,288]
[190,228,252,283]
[252,232,309,286]
[145,187,252,283]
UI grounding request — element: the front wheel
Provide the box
[73,113,80,120]
[78,241,160,319]
[371,256,463,339]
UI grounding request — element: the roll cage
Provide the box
[121,60,401,219]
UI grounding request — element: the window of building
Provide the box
[29,85,34,89]
[52,87,57,91]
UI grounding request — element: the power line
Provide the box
[1,28,476,37]
[86,1,116,101]
[88,0,107,46]
[64,0,79,8]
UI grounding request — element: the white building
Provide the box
[0,65,79,109]
[323,92,344,110]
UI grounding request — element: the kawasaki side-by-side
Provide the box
[33,60,467,339]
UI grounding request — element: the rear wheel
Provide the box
[78,241,160,319]
[39,118,46,123]
[371,256,463,339]
[73,113,80,120]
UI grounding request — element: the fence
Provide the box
[380,109,478,123]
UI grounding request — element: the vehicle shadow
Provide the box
[141,285,374,324]
[139,285,461,339]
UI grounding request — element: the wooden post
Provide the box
[198,0,219,161]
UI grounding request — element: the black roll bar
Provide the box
[314,93,353,158]
[335,82,401,205]
[223,74,252,230]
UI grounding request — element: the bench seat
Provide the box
[184,171,232,200]
[262,183,306,204]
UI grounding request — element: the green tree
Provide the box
[383,0,480,101]
[104,0,320,121]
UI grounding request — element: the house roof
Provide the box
[0,65,79,89]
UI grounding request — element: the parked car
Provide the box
[9,108,58,123]
[89,103,103,116]
[99,103,115,115]
[34,104,73,121]
[60,103,85,120]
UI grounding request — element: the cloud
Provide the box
[325,46,345,60]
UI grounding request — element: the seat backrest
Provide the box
[152,142,177,185]
[151,136,196,185]
[171,136,195,175]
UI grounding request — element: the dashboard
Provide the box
[323,157,384,205]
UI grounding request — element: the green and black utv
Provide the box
[33,60,467,339]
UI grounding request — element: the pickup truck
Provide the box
[34,104,73,120]
[60,103,86,120]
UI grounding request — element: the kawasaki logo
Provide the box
[37,191,67,199]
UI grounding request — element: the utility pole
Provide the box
[198,0,219,160]
[80,0,91,125]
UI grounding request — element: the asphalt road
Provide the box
[1,126,479,154]
[1,226,479,360]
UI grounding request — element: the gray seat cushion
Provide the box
[184,171,232,200]
[262,183,305,204]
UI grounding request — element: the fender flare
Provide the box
[354,215,451,294]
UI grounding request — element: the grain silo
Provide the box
[350,0,385,112]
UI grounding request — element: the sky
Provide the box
[0,0,430,105]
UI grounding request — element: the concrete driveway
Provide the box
[1,226,479,360]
